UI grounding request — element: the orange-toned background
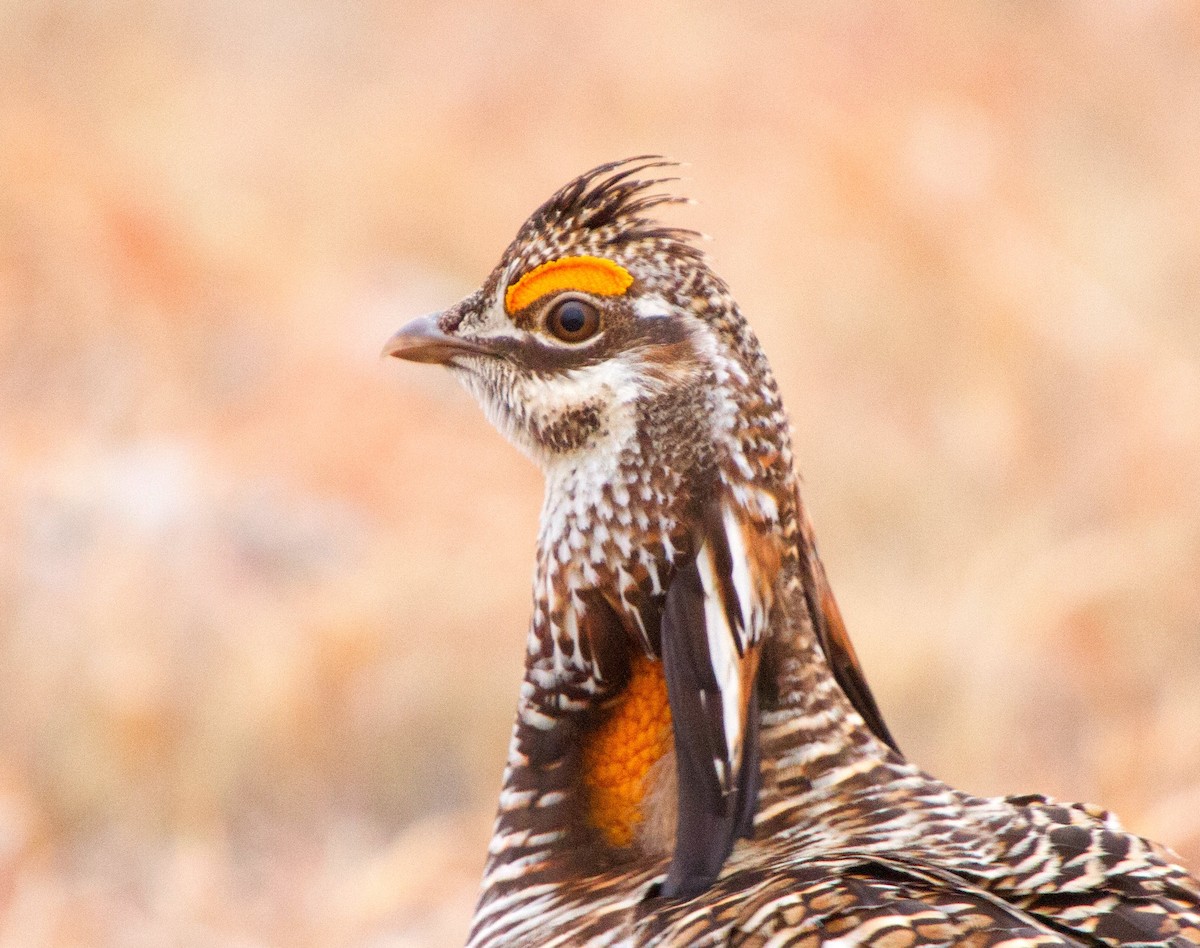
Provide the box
[2,3,1199,945]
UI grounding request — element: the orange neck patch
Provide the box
[581,653,673,848]
[505,255,633,314]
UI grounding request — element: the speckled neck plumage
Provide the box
[384,159,1200,948]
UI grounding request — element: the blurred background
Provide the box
[2,1,1199,944]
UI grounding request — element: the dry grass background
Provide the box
[2,2,1199,945]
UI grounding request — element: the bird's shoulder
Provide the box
[969,793,1200,946]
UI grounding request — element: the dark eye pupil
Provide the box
[558,301,587,333]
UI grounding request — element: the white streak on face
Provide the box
[633,293,670,320]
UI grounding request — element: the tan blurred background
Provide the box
[2,1,1199,944]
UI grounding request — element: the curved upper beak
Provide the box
[382,313,492,365]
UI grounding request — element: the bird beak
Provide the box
[382,313,492,365]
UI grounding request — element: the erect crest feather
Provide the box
[501,157,706,276]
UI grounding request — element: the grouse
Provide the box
[385,158,1200,947]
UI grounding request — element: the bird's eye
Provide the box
[546,298,601,343]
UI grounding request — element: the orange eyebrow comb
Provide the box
[505,255,633,314]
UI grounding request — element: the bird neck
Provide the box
[476,372,894,901]
[758,579,892,776]
[475,525,890,897]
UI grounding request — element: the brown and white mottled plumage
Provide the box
[385,159,1200,947]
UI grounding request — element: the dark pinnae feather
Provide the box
[657,557,760,900]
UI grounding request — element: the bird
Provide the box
[384,158,1200,947]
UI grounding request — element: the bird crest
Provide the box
[501,156,703,272]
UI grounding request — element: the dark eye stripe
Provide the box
[484,305,693,375]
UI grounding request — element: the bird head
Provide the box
[385,158,764,470]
